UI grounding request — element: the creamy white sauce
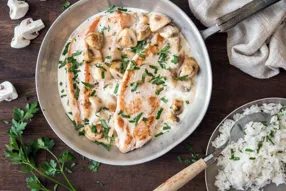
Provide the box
[58,7,198,150]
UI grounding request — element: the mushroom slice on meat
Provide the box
[84,124,104,141]
[168,36,180,55]
[110,61,123,80]
[136,23,151,41]
[166,110,180,125]
[179,57,199,79]
[93,63,112,81]
[109,48,122,61]
[116,28,138,48]
[171,99,184,115]
[159,25,179,39]
[137,13,149,24]
[149,13,171,32]
[84,46,103,63]
[85,32,104,50]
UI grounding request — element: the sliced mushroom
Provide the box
[168,36,180,55]
[89,97,103,113]
[7,0,29,20]
[136,23,151,41]
[179,57,200,79]
[0,81,18,102]
[171,99,184,115]
[85,32,104,50]
[19,18,45,40]
[109,61,123,80]
[116,28,138,48]
[84,124,103,141]
[166,111,180,125]
[93,63,111,81]
[138,13,149,24]
[109,48,122,61]
[11,25,30,49]
[83,46,103,63]
[159,25,179,39]
[149,13,171,32]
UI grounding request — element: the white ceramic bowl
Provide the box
[36,0,212,165]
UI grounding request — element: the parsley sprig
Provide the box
[4,102,77,191]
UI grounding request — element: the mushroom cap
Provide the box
[136,23,151,41]
[0,81,18,102]
[159,25,180,39]
[149,13,171,32]
[85,32,104,50]
[116,28,138,48]
[179,57,200,79]
[83,46,103,63]
[110,61,123,80]
[171,99,184,115]
[19,18,45,40]
[11,26,30,49]
[137,13,149,24]
[7,0,29,20]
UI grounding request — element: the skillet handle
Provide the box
[217,0,282,32]
[201,0,282,39]
[153,159,207,191]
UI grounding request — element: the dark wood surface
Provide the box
[1,0,286,191]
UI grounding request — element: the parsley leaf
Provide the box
[88,160,101,172]
[62,1,71,9]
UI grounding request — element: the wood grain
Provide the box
[1,0,286,191]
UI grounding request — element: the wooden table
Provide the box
[1,0,285,190]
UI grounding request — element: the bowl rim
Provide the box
[36,0,213,166]
[204,97,286,190]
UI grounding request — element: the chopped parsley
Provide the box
[156,108,163,120]
[88,161,101,172]
[160,97,168,103]
[230,149,240,161]
[245,148,254,152]
[114,83,119,94]
[131,40,147,54]
[155,88,164,95]
[118,110,130,119]
[149,65,158,74]
[150,75,166,86]
[62,42,71,55]
[185,100,190,104]
[163,123,171,130]
[90,90,96,96]
[78,130,86,136]
[105,55,111,59]
[94,141,111,151]
[174,75,189,81]
[171,55,179,64]
[130,82,139,92]
[127,60,140,71]
[158,44,170,69]
[62,1,71,9]
[155,132,164,137]
[105,5,128,13]
[129,112,144,127]
[120,60,129,74]
[81,81,95,88]
[249,157,256,160]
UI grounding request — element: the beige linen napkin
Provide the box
[189,0,286,79]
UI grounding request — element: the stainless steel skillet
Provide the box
[35,0,280,166]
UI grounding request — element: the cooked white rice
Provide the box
[213,103,286,191]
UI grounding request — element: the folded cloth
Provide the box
[188,0,286,79]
